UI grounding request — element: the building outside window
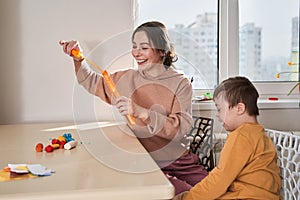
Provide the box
[239,0,299,83]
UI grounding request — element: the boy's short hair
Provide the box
[213,76,259,116]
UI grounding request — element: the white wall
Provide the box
[0,0,134,124]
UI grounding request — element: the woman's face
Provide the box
[131,31,164,71]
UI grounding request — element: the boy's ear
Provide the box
[236,102,246,115]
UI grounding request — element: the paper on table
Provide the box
[0,164,54,182]
[8,164,29,173]
[27,164,55,176]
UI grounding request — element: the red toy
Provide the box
[44,145,54,153]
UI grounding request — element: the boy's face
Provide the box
[214,92,239,132]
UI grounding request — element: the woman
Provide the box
[60,21,208,195]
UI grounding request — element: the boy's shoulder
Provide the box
[231,123,265,138]
[226,123,267,149]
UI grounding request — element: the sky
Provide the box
[137,0,299,59]
[239,0,299,58]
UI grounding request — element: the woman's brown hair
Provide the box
[132,21,178,68]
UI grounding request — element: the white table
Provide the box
[0,122,174,200]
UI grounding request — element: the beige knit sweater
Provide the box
[76,63,193,162]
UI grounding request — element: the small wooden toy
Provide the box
[44,145,54,153]
[35,143,44,152]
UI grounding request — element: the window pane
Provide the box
[239,0,299,82]
[136,0,218,89]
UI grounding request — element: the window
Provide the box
[136,0,300,95]
[136,0,218,89]
[239,0,299,82]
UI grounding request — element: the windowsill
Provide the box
[192,98,300,111]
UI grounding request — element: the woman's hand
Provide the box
[59,40,82,59]
[115,96,149,121]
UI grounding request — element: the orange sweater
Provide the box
[181,123,281,200]
[76,64,193,161]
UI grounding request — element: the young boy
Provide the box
[173,76,281,200]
